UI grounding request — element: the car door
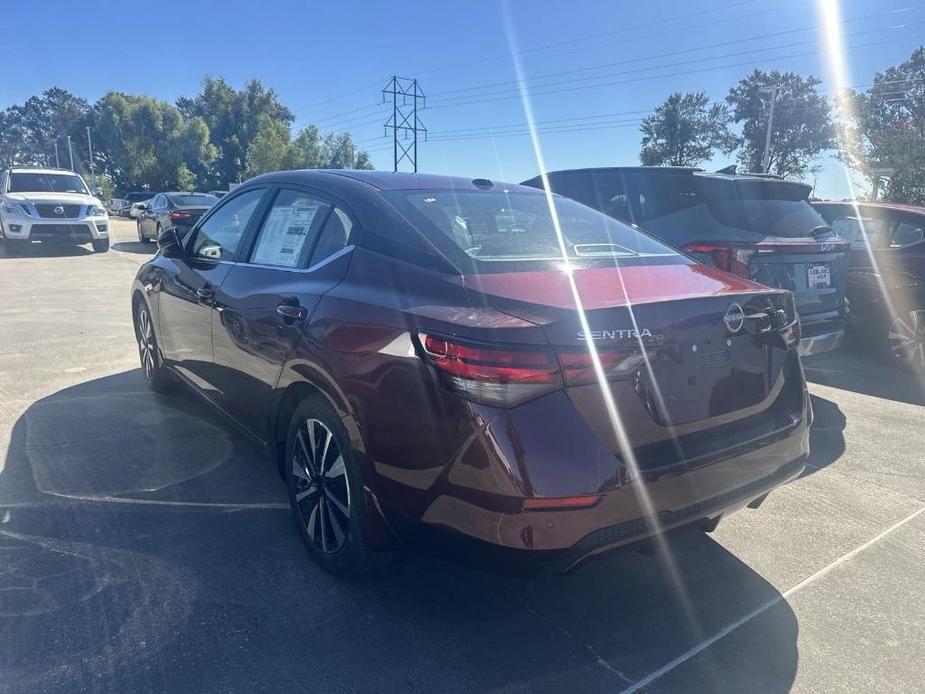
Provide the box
[142,195,161,238]
[209,186,355,441]
[155,187,268,398]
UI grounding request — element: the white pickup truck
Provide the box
[0,167,110,253]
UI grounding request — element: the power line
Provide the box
[429,6,921,101]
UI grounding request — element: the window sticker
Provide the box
[252,204,321,267]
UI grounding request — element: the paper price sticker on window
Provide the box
[252,205,320,267]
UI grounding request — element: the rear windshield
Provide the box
[9,172,88,195]
[168,194,217,206]
[385,190,682,267]
[125,192,152,202]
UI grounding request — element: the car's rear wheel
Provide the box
[886,309,925,370]
[285,396,385,575]
[92,238,109,253]
[134,302,173,392]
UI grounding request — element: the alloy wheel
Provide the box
[137,308,156,379]
[291,418,351,554]
[888,310,925,367]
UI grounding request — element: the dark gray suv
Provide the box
[523,167,849,356]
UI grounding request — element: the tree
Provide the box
[837,46,925,203]
[639,91,735,166]
[93,92,215,191]
[0,88,91,168]
[246,113,292,177]
[285,125,326,169]
[179,77,294,187]
[726,70,834,179]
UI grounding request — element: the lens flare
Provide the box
[501,5,702,630]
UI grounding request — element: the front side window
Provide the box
[250,189,329,268]
[386,190,683,272]
[829,213,891,250]
[892,221,925,248]
[8,172,88,195]
[190,188,265,260]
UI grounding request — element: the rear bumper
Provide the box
[410,394,810,566]
[798,309,845,356]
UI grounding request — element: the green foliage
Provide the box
[639,92,735,167]
[837,46,925,203]
[0,88,91,169]
[726,70,834,179]
[92,92,216,191]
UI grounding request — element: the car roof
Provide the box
[813,200,925,215]
[8,167,80,176]
[246,169,542,195]
[526,166,791,183]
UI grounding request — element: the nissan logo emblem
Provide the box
[724,303,745,333]
[53,206,65,216]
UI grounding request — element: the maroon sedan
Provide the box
[131,171,810,575]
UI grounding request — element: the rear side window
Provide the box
[892,220,925,248]
[309,207,353,266]
[385,189,683,271]
[829,213,891,250]
[250,189,329,268]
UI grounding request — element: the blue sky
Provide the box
[3,0,923,198]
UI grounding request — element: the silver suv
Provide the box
[0,167,110,253]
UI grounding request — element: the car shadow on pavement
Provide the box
[0,242,94,258]
[112,241,157,255]
[800,394,846,479]
[802,347,925,407]
[0,370,799,694]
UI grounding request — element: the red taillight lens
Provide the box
[420,334,561,406]
[556,350,629,385]
[683,243,755,278]
[168,210,191,221]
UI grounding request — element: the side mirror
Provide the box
[91,186,103,197]
[157,226,184,257]
[136,203,148,211]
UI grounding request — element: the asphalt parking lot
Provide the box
[0,217,922,693]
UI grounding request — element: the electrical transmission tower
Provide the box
[382,76,426,172]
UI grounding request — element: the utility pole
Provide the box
[66,135,74,171]
[53,140,60,168]
[382,76,427,173]
[761,86,778,174]
[86,126,94,177]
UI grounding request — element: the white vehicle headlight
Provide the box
[2,202,31,217]
[88,205,108,217]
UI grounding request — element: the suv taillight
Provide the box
[683,243,755,278]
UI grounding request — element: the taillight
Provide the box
[418,334,641,406]
[168,210,191,221]
[683,243,755,278]
[420,334,561,406]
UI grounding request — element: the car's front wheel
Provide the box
[134,302,173,392]
[886,309,925,370]
[92,238,109,253]
[285,396,385,575]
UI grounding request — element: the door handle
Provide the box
[196,286,215,301]
[277,301,307,322]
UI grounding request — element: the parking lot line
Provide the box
[618,503,925,693]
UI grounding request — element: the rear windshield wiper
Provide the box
[572,243,638,257]
[810,225,833,237]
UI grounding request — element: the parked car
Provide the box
[522,167,850,357]
[812,200,925,368]
[123,192,154,218]
[136,192,218,243]
[131,170,811,575]
[0,167,110,253]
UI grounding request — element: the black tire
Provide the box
[134,301,174,393]
[137,222,146,242]
[285,396,386,576]
[92,238,109,253]
[882,308,925,371]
